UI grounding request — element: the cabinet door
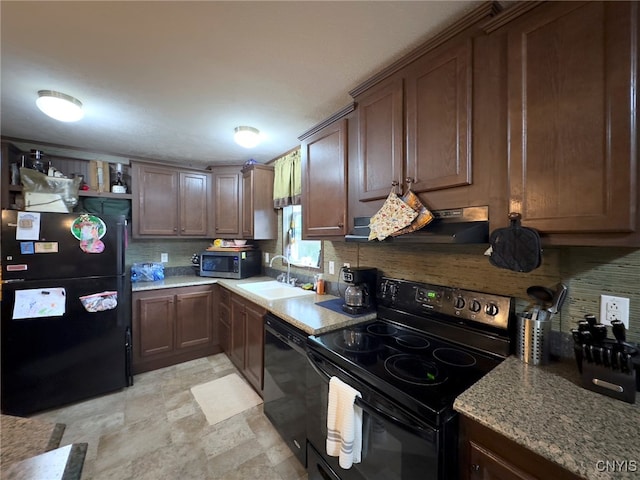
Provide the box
[180,172,211,236]
[244,301,265,393]
[135,164,179,235]
[467,441,536,480]
[508,1,637,233]
[356,78,404,201]
[214,172,241,237]
[136,294,175,358]
[301,118,348,237]
[218,304,230,353]
[241,170,254,238]
[229,294,246,370]
[405,38,473,193]
[175,290,212,350]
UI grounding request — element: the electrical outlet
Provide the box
[265,253,270,264]
[328,261,335,275]
[600,295,630,328]
[343,262,351,268]
[160,253,168,263]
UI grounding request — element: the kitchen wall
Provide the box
[125,213,640,345]
[259,211,640,345]
[125,236,209,270]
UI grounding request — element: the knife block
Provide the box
[580,361,637,404]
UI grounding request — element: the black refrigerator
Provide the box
[1,210,132,416]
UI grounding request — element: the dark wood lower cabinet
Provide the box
[459,415,582,480]
[228,291,265,395]
[132,285,220,374]
[214,285,231,352]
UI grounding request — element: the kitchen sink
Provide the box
[237,280,316,300]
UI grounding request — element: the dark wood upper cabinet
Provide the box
[241,164,277,240]
[356,78,404,201]
[354,36,474,201]
[301,117,349,237]
[180,171,210,236]
[507,1,638,235]
[405,38,472,193]
[133,163,180,236]
[133,162,212,238]
[213,168,242,238]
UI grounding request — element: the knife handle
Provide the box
[571,329,583,373]
[611,320,626,343]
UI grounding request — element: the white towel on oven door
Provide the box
[326,376,363,469]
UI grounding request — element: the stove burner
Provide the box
[384,354,446,386]
[432,348,477,367]
[333,331,380,353]
[366,323,398,336]
[396,335,430,349]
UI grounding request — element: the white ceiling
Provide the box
[1,1,479,168]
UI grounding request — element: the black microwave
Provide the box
[198,250,261,279]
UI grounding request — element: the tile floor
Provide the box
[33,354,308,480]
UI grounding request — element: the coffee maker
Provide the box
[341,267,377,314]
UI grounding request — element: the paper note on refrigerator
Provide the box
[12,288,66,319]
[16,212,41,240]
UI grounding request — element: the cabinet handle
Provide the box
[405,177,415,186]
[337,222,344,228]
[173,227,178,232]
[391,180,399,187]
[471,464,480,472]
[181,228,185,232]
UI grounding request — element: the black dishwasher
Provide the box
[263,313,308,466]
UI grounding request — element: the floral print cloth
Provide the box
[368,190,418,241]
[390,189,434,237]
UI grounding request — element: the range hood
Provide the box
[345,206,489,244]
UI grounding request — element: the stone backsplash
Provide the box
[125,229,640,345]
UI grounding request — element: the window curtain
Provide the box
[273,149,301,208]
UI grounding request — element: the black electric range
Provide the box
[307,276,514,427]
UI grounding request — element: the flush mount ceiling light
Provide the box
[234,126,261,148]
[36,90,84,122]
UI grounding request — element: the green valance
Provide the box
[273,149,301,208]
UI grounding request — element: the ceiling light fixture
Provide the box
[36,90,84,122]
[234,126,261,148]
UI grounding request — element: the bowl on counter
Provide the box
[233,239,247,246]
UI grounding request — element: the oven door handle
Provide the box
[307,352,435,439]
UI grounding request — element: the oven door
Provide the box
[306,349,452,480]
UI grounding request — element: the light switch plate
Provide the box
[600,295,630,328]
[328,261,335,275]
[160,253,168,263]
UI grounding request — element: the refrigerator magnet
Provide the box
[34,242,59,253]
[70,214,106,254]
[20,242,35,254]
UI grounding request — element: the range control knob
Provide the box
[469,300,482,313]
[454,296,465,310]
[485,303,499,316]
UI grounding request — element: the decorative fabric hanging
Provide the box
[390,189,434,237]
[273,149,301,208]
[368,188,418,241]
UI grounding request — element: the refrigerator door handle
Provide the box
[125,327,134,387]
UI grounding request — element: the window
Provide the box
[282,205,321,268]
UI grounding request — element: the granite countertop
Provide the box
[0,414,86,480]
[454,356,640,480]
[0,414,65,466]
[132,275,376,335]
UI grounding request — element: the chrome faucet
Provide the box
[269,255,291,285]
